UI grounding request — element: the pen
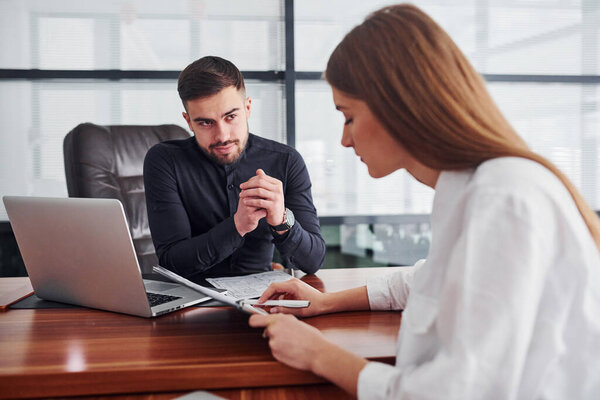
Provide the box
[245,299,310,308]
[239,302,269,315]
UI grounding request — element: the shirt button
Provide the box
[227,184,234,190]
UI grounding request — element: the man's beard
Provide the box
[195,124,250,166]
[201,140,244,165]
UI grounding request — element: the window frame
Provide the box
[0,0,599,230]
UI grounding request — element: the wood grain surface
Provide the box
[0,268,404,399]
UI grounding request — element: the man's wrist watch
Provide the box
[270,208,295,232]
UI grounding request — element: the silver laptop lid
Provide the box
[4,196,154,317]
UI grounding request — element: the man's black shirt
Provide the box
[144,133,326,279]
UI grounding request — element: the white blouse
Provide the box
[358,157,600,399]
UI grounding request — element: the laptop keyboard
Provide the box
[146,292,182,307]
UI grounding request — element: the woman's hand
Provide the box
[255,278,330,317]
[248,312,369,396]
[249,313,328,371]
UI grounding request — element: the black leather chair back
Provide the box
[63,123,190,273]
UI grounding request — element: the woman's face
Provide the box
[331,86,413,179]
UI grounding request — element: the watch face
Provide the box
[271,208,295,231]
[285,208,295,227]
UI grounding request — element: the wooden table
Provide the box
[0,267,403,399]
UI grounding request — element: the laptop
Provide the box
[3,196,211,317]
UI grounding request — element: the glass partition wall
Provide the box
[1,0,599,274]
[295,0,600,267]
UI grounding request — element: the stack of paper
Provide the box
[206,271,294,299]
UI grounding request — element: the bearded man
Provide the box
[144,56,325,280]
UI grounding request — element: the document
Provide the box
[206,270,294,299]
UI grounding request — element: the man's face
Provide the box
[183,86,251,165]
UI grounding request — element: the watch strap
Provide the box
[270,208,294,232]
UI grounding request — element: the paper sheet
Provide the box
[0,279,34,311]
[206,271,294,299]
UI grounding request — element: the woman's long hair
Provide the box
[325,4,600,249]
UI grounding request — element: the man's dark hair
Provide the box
[177,56,246,106]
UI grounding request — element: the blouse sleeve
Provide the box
[366,259,425,310]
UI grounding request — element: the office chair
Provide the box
[63,123,190,273]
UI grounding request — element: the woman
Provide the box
[248,4,600,399]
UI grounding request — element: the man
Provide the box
[144,56,325,280]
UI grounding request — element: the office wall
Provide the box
[0,0,285,221]
[294,0,600,217]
